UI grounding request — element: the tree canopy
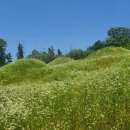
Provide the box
[0,39,12,66]
[107,27,130,38]
[17,43,24,59]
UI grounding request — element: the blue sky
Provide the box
[0,0,130,59]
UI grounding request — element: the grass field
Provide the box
[0,47,130,130]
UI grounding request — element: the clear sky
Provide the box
[0,0,130,59]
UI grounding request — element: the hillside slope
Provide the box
[0,47,130,130]
[0,58,46,71]
[88,46,130,58]
[0,59,46,85]
[49,57,73,65]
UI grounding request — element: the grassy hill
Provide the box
[49,57,73,65]
[0,58,46,71]
[0,59,47,85]
[0,47,130,130]
[88,46,130,58]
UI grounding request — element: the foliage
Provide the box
[17,43,24,59]
[107,27,130,38]
[57,49,62,56]
[28,47,57,63]
[28,50,46,62]
[47,46,55,62]
[0,39,12,66]
[0,39,7,66]
[88,40,105,51]
[106,34,130,47]
[88,27,130,51]
[105,27,130,47]
[6,53,12,63]
[66,49,92,60]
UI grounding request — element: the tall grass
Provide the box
[0,47,130,130]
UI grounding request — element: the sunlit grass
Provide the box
[49,57,74,65]
[0,47,130,130]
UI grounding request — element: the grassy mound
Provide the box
[0,59,46,85]
[0,58,46,72]
[88,47,130,58]
[0,47,130,129]
[49,57,73,65]
[0,47,129,85]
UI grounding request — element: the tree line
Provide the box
[0,41,24,66]
[0,27,130,66]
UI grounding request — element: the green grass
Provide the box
[88,46,130,58]
[0,58,46,71]
[0,47,130,130]
[49,57,73,65]
[123,43,130,50]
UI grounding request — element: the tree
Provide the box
[17,43,24,59]
[108,27,130,38]
[6,53,12,63]
[27,48,55,63]
[106,27,130,47]
[67,49,86,60]
[57,49,62,56]
[47,46,55,62]
[89,40,104,51]
[0,39,7,66]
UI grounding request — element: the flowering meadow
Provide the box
[0,47,130,130]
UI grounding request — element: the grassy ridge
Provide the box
[0,47,129,85]
[88,47,130,58]
[0,47,130,130]
[0,58,46,72]
[49,57,73,65]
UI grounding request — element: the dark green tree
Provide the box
[67,49,86,60]
[57,49,62,56]
[106,27,130,47]
[27,48,55,63]
[106,36,129,47]
[0,39,7,66]
[89,40,104,51]
[6,53,12,63]
[17,43,24,59]
[108,27,130,38]
[47,46,55,62]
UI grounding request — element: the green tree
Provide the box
[28,49,54,63]
[106,36,130,47]
[28,50,41,59]
[57,49,62,56]
[17,43,24,59]
[67,49,85,60]
[0,39,7,66]
[6,53,12,63]
[89,40,104,51]
[108,27,130,38]
[47,46,55,62]
[106,27,130,47]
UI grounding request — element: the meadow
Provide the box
[0,47,130,130]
